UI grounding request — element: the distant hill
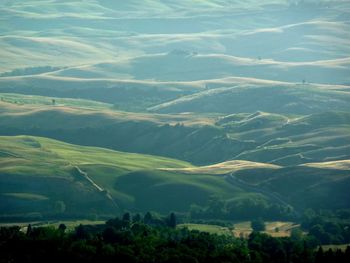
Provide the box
[36,53,350,84]
[1,0,349,81]
[149,84,350,115]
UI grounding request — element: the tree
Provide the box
[26,224,32,236]
[58,223,67,233]
[168,212,177,228]
[315,246,324,263]
[144,212,153,224]
[207,196,225,218]
[132,213,141,222]
[75,224,90,240]
[251,218,265,232]
[122,212,131,222]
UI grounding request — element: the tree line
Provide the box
[1,211,350,263]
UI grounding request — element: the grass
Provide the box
[161,160,281,175]
[178,221,299,238]
[232,221,299,238]
[2,193,48,201]
[301,160,350,170]
[1,96,349,168]
[0,135,248,214]
[0,135,192,174]
[0,93,113,110]
[0,220,105,232]
[321,244,350,252]
[0,94,216,128]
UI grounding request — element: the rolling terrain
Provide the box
[1,0,350,113]
[0,0,349,222]
[1,135,349,219]
[0,96,349,166]
[0,135,261,217]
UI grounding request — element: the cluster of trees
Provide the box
[302,209,350,245]
[1,211,350,263]
[190,197,296,221]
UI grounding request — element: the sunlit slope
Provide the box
[161,160,281,175]
[0,135,249,216]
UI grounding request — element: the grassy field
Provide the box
[232,221,300,238]
[321,244,350,252]
[0,220,105,232]
[2,220,302,239]
[0,93,113,110]
[0,135,191,176]
[178,221,299,238]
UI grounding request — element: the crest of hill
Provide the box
[149,84,350,115]
[300,160,350,170]
[46,53,350,84]
[161,160,281,175]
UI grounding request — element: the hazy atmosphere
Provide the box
[1,1,350,262]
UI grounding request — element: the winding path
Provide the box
[73,166,120,210]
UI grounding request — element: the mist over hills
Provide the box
[0,0,349,221]
[1,0,349,84]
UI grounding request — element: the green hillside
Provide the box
[1,135,349,220]
[0,135,248,218]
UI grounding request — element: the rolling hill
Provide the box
[1,96,349,166]
[0,135,246,217]
[1,0,349,77]
[1,135,349,219]
[20,52,348,84]
[149,84,350,114]
[1,0,350,223]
